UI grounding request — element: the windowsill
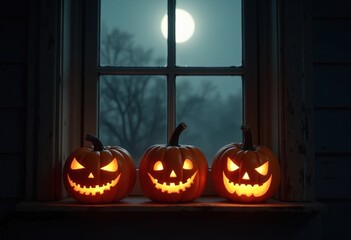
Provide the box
[15,196,326,214]
[7,197,326,239]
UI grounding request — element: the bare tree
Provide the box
[99,26,243,164]
[99,27,166,161]
[100,75,166,160]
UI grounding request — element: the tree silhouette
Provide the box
[99,28,166,162]
[99,26,243,164]
[176,81,242,159]
[100,75,166,159]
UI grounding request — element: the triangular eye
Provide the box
[101,158,118,172]
[183,159,193,170]
[71,158,85,170]
[153,161,164,171]
[255,161,269,175]
[227,157,239,172]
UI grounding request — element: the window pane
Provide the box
[176,76,242,164]
[99,75,167,164]
[176,0,242,67]
[100,0,167,67]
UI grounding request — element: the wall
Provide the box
[313,0,351,238]
[0,0,27,216]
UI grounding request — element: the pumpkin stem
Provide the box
[168,122,187,146]
[85,134,105,151]
[241,125,255,151]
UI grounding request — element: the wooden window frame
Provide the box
[25,0,314,202]
[85,0,257,142]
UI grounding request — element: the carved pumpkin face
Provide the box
[147,157,198,194]
[139,123,208,203]
[63,134,136,204]
[211,126,281,203]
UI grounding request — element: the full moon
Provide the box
[161,9,195,43]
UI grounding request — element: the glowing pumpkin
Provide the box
[139,122,208,203]
[63,134,136,204]
[211,125,281,203]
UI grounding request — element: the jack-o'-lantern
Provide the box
[139,122,208,203]
[211,125,281,203]
[63,134,136,204]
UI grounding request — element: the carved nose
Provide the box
[88,172,94,178]
[170,170,177,178]
[242,172,250,180]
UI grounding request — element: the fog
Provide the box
[99,0,243,164]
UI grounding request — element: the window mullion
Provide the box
[243,0,259,143]
[98,66,244,76]
[167,0,176,138]
[84,0,100,139]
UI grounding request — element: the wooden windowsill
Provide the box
[7,197,326,239]
[16,196,326,214]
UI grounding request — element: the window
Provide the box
[26,0,315,202]
[84,0,258,167]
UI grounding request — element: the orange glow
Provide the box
[223,172,272,197]
[67,174,120,196]
[255,161,269,175]
[170,170,177,178]
[147,171,197,194]
[242,172,250,180]
[100,158,118,172]
[227,157,239,171]
[153,161,164,171]
[183,159,193,169]
[71,158,85,170]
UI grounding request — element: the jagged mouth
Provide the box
[223,172,272,197]
[147,171,197,194]
[67,174,120,196]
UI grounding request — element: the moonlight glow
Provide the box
[161,9,195,43]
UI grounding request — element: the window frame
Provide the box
[83,0,258,196]
[26,0,315,202]
[84,0,259,140]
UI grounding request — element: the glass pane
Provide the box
[176,0,242,67]
[176,76,242,165]
[100,0,167,67]
[99,75,167,165]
